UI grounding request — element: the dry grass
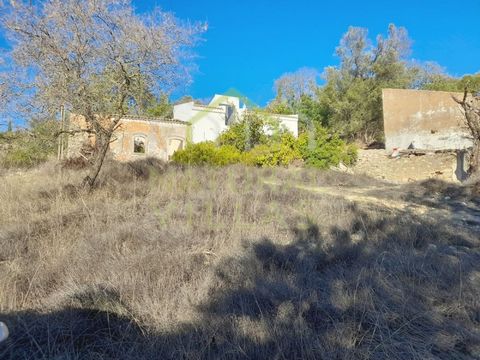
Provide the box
[0,160,479,359]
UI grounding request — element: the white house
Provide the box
[173,94,299,143]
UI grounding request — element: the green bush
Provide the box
[173,123,356,169]
[218,111,285,152]
[215,145,242,165]
[0,119,60,168]
[243,133,302,167]
[298,125,357,168]
[173,126,356,169]
[172,142,241,166]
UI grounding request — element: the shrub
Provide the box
[218,111,285,151]
[61,157,89,170]
[97,157,168,186]
[1,146,49,168]
[172,142,241,166]
[298,125,357,168]
[0,119,60,168]
[243,133,302,167]
[174,127,356,169]
[215,145,243,166]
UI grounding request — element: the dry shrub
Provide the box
[61,156,89,170]
[0,164,479,359]
[403,178,473,200]
[472,181,480,197]
[270,166,386,188]
[97,157,168,185]
[371,178,480,211]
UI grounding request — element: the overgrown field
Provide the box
[0,160,479,359]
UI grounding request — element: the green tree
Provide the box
[319,24,415,144]
[298,125,357,168]
[269,68,318,114]
[420,73,463,92]
[218,111,273,152]
[266,101,295,115]
[410,62,463,91]
[146,94,173,118]
[1,119,60,168]
[296,94,329,133]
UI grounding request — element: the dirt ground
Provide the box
[353,149,458,183]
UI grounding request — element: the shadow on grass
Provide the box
[366,178,480,229]
[1,207,479,359]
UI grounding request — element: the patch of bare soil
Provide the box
[353,149,458,183]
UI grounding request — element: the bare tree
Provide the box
[1,0,204,187]
[0,57,8,116]
[335,27,373,80]
[453,75,480,176]
[273,67,318,110]
[0,79,7,124]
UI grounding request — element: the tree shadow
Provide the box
[366,178,480,229]
[199,211,480,359]
[1,207,479,359]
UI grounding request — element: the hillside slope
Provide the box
[0,162,479,359]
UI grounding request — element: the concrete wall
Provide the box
[173,102,228,143]
[270,114,299,137]
[382,88,472,151]
[173,94,299,143]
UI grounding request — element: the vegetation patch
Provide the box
[0,120,59,168]
[173,113,357,168]
[0,165,478,359]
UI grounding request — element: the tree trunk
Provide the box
[83,127,113,190]
[468,142,480,176]
[453,91,480,178]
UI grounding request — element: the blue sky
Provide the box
[137,0,479,105]
[1,0,479,107]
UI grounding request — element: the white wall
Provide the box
[190,107,227,143]
[272,114,299,137]
[174,101,227,143]
[209,94,240,109]
[173,95,299,143]
[173,102,195,122]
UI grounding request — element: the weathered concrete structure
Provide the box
[382,88,472,151]
[354,149,463,183]
[379,88,474,182]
